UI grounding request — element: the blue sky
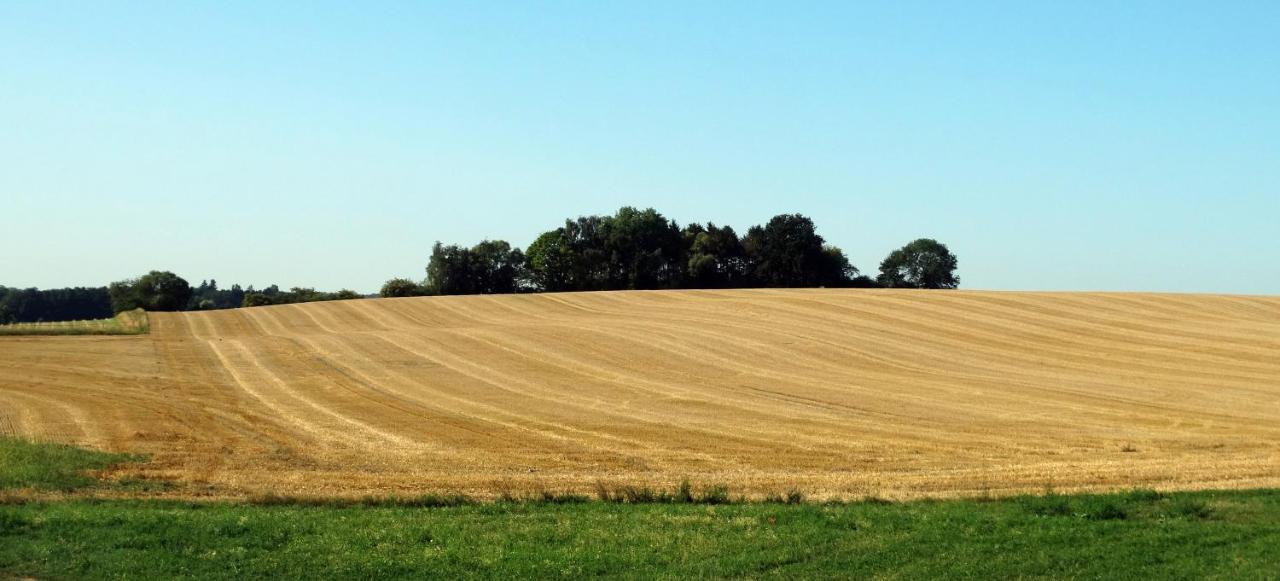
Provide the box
[2,1,1277,294]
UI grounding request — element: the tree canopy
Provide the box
[399,207,943,297]
[876,238,960,289]
[7,208,960,325]
[742,214,856,287]
[0,286,112,324]
[380,278,426,298]
[108,271,193,313]
[425,240,526,296]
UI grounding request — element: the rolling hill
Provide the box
[1,289,1277,499]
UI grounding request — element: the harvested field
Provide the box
[0,289,1277,499]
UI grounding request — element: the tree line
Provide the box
[382,207,958,297]
[0,286,114,324]
[3,208,957,322]
[1,273,360,323]
[107,272,361,313]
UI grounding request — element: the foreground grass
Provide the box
[1,438,1276,578]
[0,437,143,492]
[0,308,149,336]
[0,489,1276,579]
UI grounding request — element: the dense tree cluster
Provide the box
[2,273,362,323]
[876,238,960,289]
[240,285,361,307]
[425,240,525,295]
[378,278,428,298]
[385,207,958,296]
[0,286,113,324]
[6,208,959,323]
[188,280,247,310]
[108,271,194,313]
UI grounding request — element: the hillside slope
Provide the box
[2,289,1278,498]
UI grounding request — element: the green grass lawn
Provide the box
[0,437,143,491]
[1,490,1277,579]
[1,437,1277,579]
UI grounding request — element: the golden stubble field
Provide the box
[1,289,1277,499]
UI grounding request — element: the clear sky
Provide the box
[2,2,1277,294]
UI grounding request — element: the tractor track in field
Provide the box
[1,288,1277,499]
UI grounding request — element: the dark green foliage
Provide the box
[1,489,1276,579]
[524,208,689,291]
[6,275,357,319]
[380,278,427,298]
[741,214,856,287]
[108,270,193,312]
[425,240,526,295]
[601,206,686,289]
[241,292,276,307]
[0,286,112,324]
[187,280,246,310]
[524,229,575,292]
[503,208,905,295]
[877,238,960,289]
[684,223,748,288]
[239,285,360,308]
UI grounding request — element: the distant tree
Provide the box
[684,223,747,288]
[108,271,192,312]
[226,284,246,308]
[876,238,959,289]
[0,286,112,322]
[524,208,684,292]
[425,242,477,295]
[602,207,684,289]
[848,275,883,288]
[238,284,357,307]
[380,278,425,298]
[743,214,853,287]
[0,286,10,324]
[470,240,525,294]
[818,245,860,286]
[241,292,274,307]
[107,280,142,313]
[561,215,611,291]
[524,229,574,292]
[426,240,525,295]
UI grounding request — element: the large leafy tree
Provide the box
[425,240,524,295]
[524,216,611,292]
[562,215,611,291]
[425,242,477,295]
[0,286,112,323]
[684,222,747,288]
[380,278,426,298]
[602,207,685,290]
[876,238,959,289]
[108,271,193,312]
[743,214,854,287]
[470,240,525,294]
[524,229,574,292]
